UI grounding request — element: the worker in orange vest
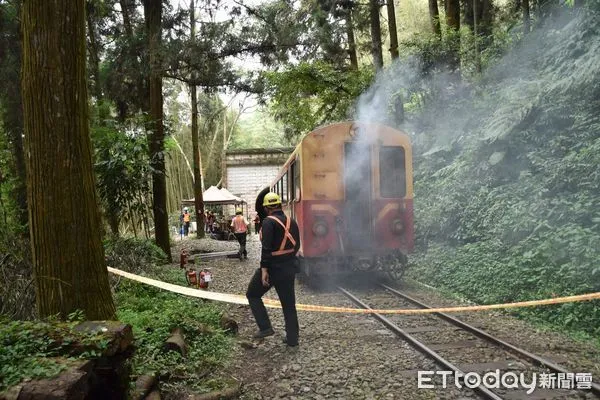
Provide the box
[180,207,191,237]
[231,208,249,260]
[246,192,301,348]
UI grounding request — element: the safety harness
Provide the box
[261,215,297,256]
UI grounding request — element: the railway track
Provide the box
[338,283,600,400]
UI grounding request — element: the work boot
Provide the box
[282,336,298,347]
[252,328,275,339]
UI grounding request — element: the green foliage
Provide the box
[408,240,600,339]
[91,104,153,235]
[0,318,112,391]
[408,12,600,339]
[0,113,16,230]
[263,62,374,140]
[231,108,290,149]
[114,265,232,393]
[104,237,167,274]
[103,238,233,395]
[0,233,34,320]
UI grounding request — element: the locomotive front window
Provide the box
[379,146,406,198]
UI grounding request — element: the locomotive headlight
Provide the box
[312,220,329,237]
[391,218,404,235]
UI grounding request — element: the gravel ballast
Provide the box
[172,234,600,399]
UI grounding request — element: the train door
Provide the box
[343,141,373,250]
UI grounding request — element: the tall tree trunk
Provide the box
[86,0,102,100]
[220,111,227,187]
[523,0,530,34]
[345,7,358,70]
[445,0,461,70]
[189,0,205,238]
[445,0,460,30]
[428,0,441,38]
[143,0,172,261]
[190,85,205,238]
[21,0,116,320]
[115,0,133,122]
[119,0,133,36]
[369,0,383,71]
[479,0,493,43]
[386,0,399,60]
[473,0,481,73]
[108,213,120,236]
[465,0,492,48]
[464,0,474,31]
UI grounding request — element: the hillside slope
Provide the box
[408,11,600,338]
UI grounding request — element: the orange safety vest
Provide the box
[183,213,190,222]
[232,215,248,233]
[261,215,297,256]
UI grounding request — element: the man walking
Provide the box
[180,207,191,237]
[246,192,301,347]
[253,212,261,234]
[231,208,249,260]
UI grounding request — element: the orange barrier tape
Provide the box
[108,267,600,314]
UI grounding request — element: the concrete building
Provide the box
[222,147,294,216]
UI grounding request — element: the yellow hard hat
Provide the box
[235,208,242,214]
[262,192,281,207]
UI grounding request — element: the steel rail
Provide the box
[337,287,503,400]
[380,284,600,397]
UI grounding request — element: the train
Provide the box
[255,121,413,281]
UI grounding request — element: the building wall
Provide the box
[226,165,280,216]
[223,148,293,216]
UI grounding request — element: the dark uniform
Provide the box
[246,210,301,346]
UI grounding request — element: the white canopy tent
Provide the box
[180,186,248,237]
[181,185,246,206]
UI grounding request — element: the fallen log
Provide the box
[131,374,158,400]
[192,250,239,262]
[145,389,161,400]
[3,360,93,400]
[219,314,238,335]
[191,381,241,400]
[162,327,187,357]
[73,321,134,357]
[195,322,215,335]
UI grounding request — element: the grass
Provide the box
[114,263,235,395]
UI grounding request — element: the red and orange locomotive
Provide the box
[256,122,413,280]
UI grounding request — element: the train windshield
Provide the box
[379,146,406,198]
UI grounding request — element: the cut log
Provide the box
[145,389,161,400]
[219,315,238,335]
[10,360,93,400]
[0,384,23,400]
[1,322,133,400]
[162,327,187,357]
[131,374,158,400]
[191,381,240,400]
[73,321,134,356]
[196,323,215,335]
[192,250,238,262]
